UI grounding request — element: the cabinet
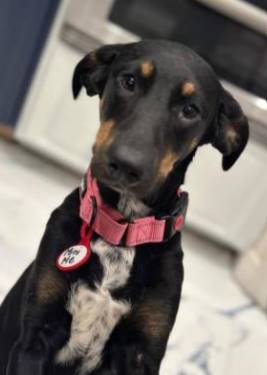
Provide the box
[16,44,98,172]
[186,140,267,250]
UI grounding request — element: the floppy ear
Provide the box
[211,87,249,171]
[72,44,124,99]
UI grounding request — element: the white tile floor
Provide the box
[1,139,267,374]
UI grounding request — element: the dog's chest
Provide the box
[56,238,135,374]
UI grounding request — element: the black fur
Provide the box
[0,40,249,375]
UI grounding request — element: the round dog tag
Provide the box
[56,245,91,272]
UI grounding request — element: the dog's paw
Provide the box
[22,324,47,355]
[105,344,158,375]
[7,339,48,375]
[22,311,72,356]
[42,311,72,352]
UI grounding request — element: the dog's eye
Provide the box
[182,105,199,119]
[120,74,136,92]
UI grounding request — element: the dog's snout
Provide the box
[107,146,144,185]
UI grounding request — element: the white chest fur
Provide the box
[56,239,135,374]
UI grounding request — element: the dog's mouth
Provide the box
[90,157,160,219]
[94,172,152,220]
[96,172,151,203]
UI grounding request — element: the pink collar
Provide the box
[79,169,188,247]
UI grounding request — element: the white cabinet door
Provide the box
[186,139,267,251]
[16,43,99,173]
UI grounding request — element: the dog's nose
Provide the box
[107,146,144,184]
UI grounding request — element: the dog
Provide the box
[0,40,249,375]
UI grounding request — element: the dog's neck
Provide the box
[98,153,195,220]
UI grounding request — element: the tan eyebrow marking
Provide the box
[158,150,179,178]
[140,61,155,78]
[181,81,195,97]
[90,50,98,64]
[226,128,239,147]
[95,120,115,149]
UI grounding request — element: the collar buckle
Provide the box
[162,192,189,241]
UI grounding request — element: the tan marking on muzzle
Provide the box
[181,81,195,97]
[158,150,179,178]
[99,93,105,110]
[95,120,115,149]
[140,61,154,78]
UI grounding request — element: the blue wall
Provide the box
[0,0,61,127]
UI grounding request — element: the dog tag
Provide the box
[56,245,91,272]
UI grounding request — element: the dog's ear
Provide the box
[72,44,124,99]
[211,87,249,171]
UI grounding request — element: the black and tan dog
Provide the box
[0,40,249,375]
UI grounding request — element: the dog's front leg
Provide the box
[117,303,177,373]
[13,190,80,362]
[4,299,72,375]
[99,290,182,375]
[22,301,72,355]
[98,248,184,375]
[6,300,72,375]
[95,301,174,375]
[6,337,49,375]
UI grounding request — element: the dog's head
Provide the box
[73,40,249,209]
